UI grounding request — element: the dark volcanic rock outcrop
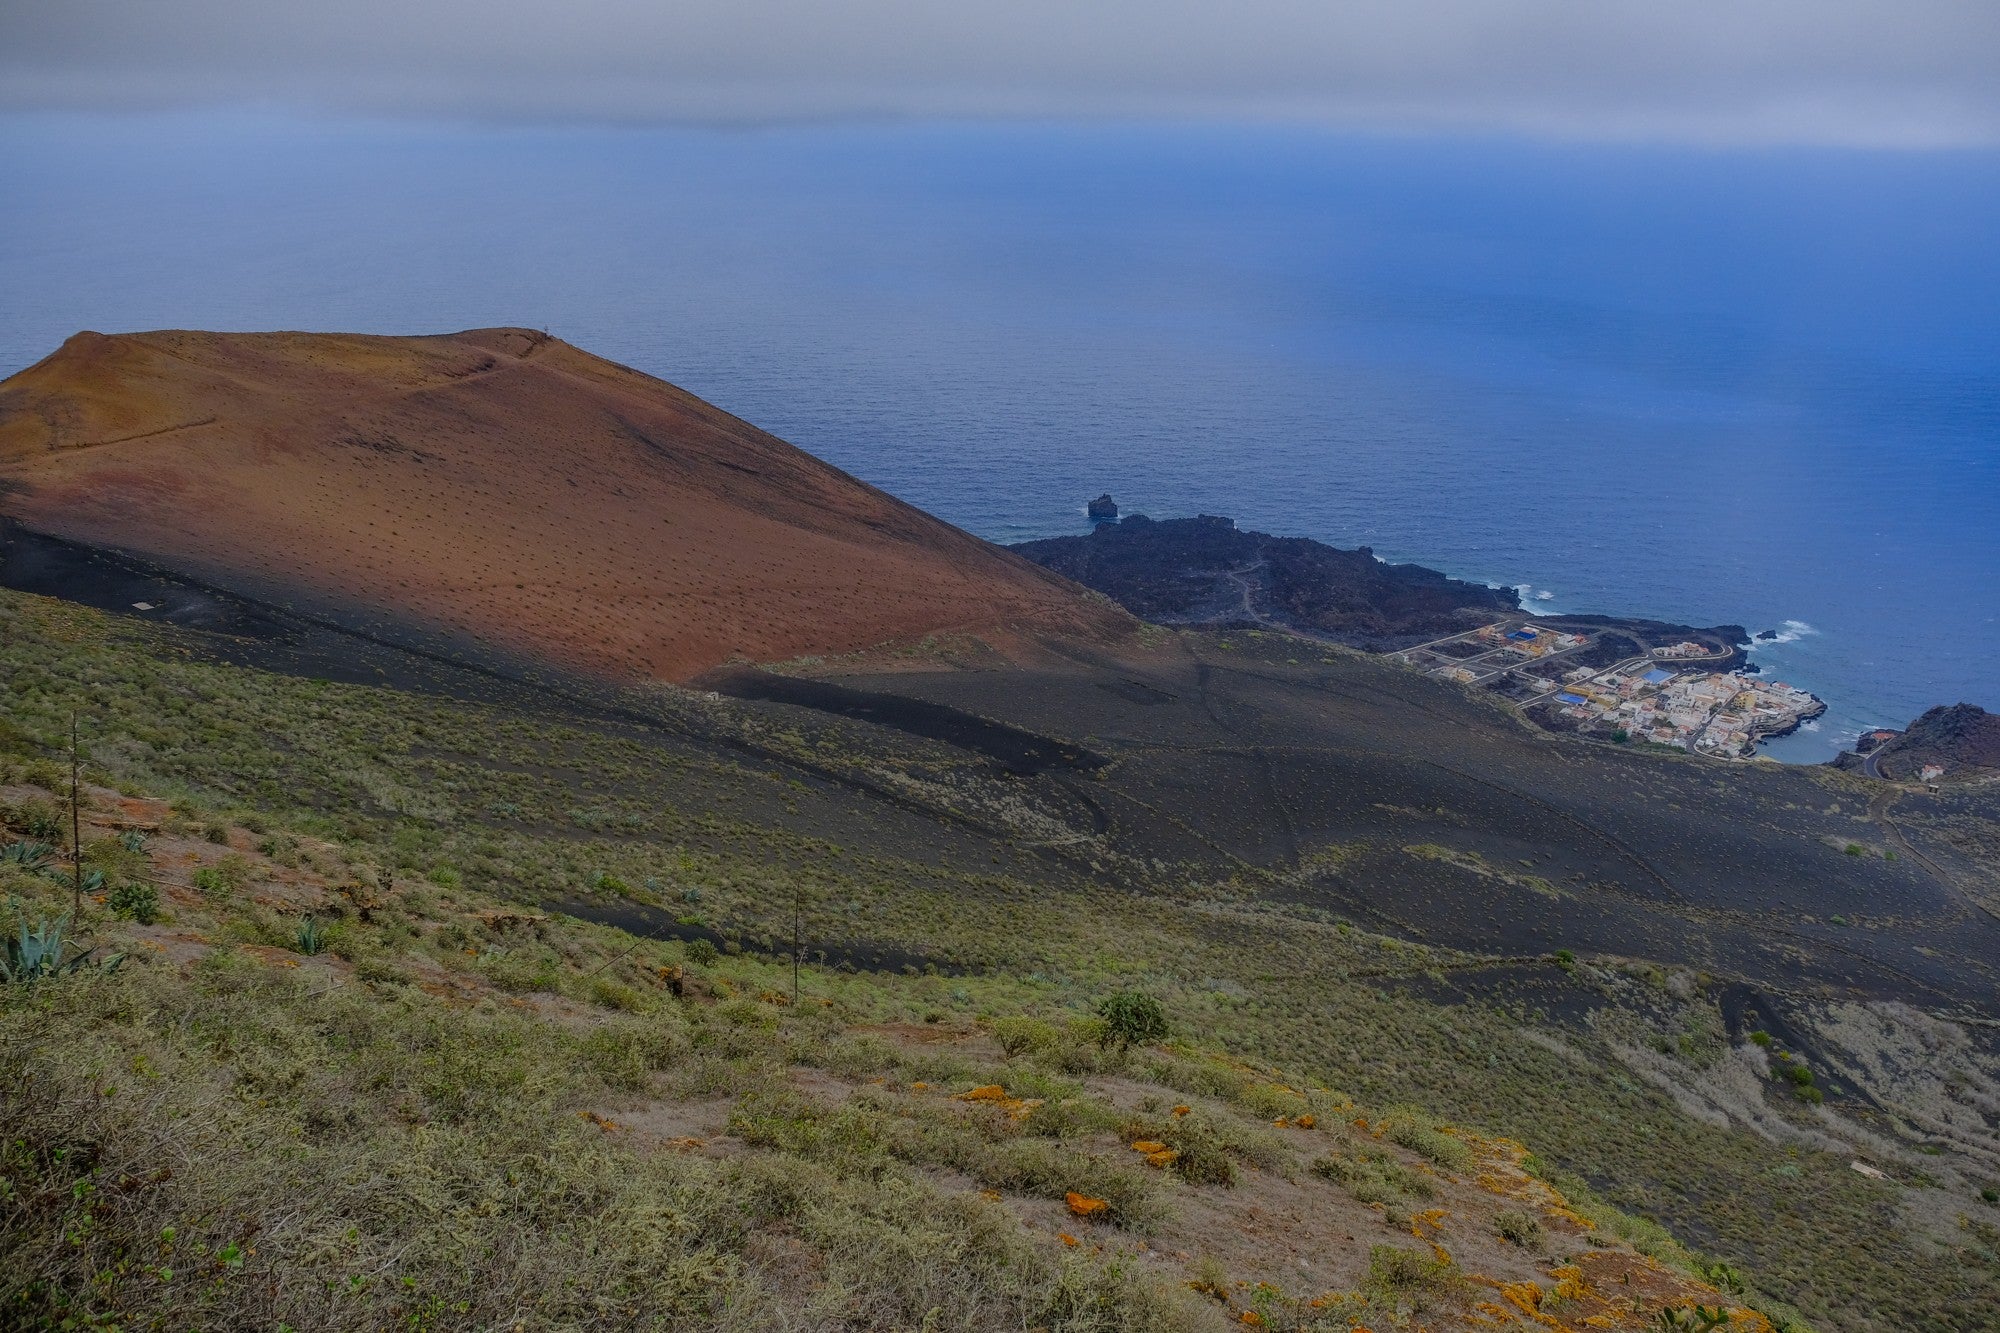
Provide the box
[1012,514,1518,649]
[1837,703,2000,781]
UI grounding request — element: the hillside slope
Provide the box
[0,729,1790,1331]
[0,328,1129,680]
[4,587,1998,1330]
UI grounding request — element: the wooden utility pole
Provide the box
[69,712,83,919]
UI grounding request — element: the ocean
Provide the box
[2,114,1995,760]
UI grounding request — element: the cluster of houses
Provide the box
[1552,664,1822,757]
[1471,622,1589,658]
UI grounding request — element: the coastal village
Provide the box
[1395,619,1825,758]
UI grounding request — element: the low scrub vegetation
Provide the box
[0,588,1981,1330]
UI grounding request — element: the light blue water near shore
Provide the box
[2,114,1996,760]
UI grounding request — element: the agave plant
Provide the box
[296,915,326,956]
[1,906,123,985]
[119,830,150,854]
[1,841,58,874]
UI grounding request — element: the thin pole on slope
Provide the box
[792,890,801,1008]
[70,712,82,920]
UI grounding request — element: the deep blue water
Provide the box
[3,114,1996,760]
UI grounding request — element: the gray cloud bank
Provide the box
[3,0,1997,146]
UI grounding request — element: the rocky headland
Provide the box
[1834,702,2000,782]
[1011,513,1517,650]
[1010,513,1751,661]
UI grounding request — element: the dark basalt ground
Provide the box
[825,639,1999,1015]
[703,668,1107,776]
[1010,515,1753,665]
[1011,514,1516,648]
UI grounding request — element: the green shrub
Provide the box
[191,866,229,897]
[582,1021,684,1090]
[108,881,160,925]
[684,937,719,967]
[1234,1081,1310,1121]
[728,1087,890,1177]
[1495,1208,1544,1250]
[1139,1050,1245,1101]
[0,718,40,757]
[2,797,64,841]
[1153,1112,1238,1187]
[1096,991,1168,1050]
[1382,1109,1473,1172]
[976,1138,1167,1232]
[588,975,647,1012]
[1019,1096,1122,1141]
[992,1015,1108,1074]
[994,1017,1061,1058]
[1311,1147,1436,1206]
[482,952,561,993]
[1364,1243,1464,1306]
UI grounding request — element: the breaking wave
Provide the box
[1752,619,1820,649]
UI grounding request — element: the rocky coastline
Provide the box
[1011,509,1845,759]
[1832,702,2000,782]
[1010,512,1754,660]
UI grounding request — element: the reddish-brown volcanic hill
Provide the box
[0,328,1132,680]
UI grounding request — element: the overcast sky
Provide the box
[3,0,1996,147]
